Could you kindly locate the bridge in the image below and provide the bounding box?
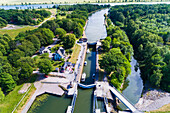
[78,83,96,88]
[108,86,142,113]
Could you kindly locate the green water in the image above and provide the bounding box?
[29,95,72,113]
[74,51,96,113]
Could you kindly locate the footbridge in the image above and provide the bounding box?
[108,86,142,113]
[78,83,96,89]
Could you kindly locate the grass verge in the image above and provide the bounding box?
[0,26,36,39]
[69,44,81,64]
[15,85,36,113]
[146,103,170,113]
[28,94,49,113]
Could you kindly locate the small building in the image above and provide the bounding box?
[54,47,65,61]
[79,38,87,43]
[39,47,51,54]
[60,62,72,73]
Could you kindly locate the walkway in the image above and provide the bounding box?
[22,74,74,113]
[108,86,141,113]
[78,83,96,88]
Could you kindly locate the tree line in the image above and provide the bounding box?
[99,15,133,90]
[0,4,109,100]
[108,4,170,92]
[0,9,51,26]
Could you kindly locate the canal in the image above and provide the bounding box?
[28,8,143,113]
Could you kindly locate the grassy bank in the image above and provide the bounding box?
[0,26,36,39]
[0,74,39,113]
[28,94,49,113]
[69,44,81,64]
[146,104,170,113]
[15,85,36,113]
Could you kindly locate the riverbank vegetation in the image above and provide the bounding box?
[108,4,170,92]
[99,16,133,90]
[0,4,110,112]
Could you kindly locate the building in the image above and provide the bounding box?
[39,47,51,54]
[79,38,88,43]
[54,47,65,61]
[60,62,72,73]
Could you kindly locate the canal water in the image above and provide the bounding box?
[28,8,143,113]
[119,57,143,110]
[74,9,108,113]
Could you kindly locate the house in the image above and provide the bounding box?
[60,62,72,73]
[54,47,65,61]
[39,47,51,54]
[79,38,88,43]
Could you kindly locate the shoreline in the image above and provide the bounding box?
[135,88,170,112]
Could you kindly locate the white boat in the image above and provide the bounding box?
[86,49,90,53]
[81,73,86,82]
[84,61,87,66]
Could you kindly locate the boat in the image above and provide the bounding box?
[84,61,87,66]
[81,73,86,82]
[86,49,90,53]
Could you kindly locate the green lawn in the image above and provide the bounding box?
[69,44,81,64]
[0,26,36,39]
[0,74,39,113]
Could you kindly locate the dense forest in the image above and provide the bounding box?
[0,9,51,26]
[57,4,110,12]
[0,4,109,100]
[99,15,133,90]
[108,4,170,92]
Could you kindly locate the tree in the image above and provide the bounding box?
[25,34,41,51]
[0,44,6,55]
[16,57,35,67]
[17,39,35,56]
[62,34,76,49]
[19,63,33,80]
[73,26,83,38]
[38,28,54,45]
[38,59,52,75]
[0,87,4,102]
[0,73,16,93]
[105,36,111,44]
[55,28,67,40]
[149,69,163,87]
[99,48,131,74]
[8,49,25,66]
[102,40,110,52]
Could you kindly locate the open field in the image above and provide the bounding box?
[146,104,170,113]
[0,0,168,6]
[0,0,96,5]
[69,44,81,64]
[0,26,36,39]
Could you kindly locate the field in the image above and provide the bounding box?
[0,0,96,5]
[0,0,168,6]
[69,44,81,64]
[0,26,36,39]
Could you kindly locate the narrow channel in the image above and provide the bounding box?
[74,9,108,113]
[28,8,144,113]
